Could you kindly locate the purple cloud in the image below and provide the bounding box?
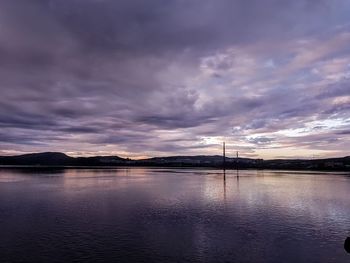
[0,0,349,158]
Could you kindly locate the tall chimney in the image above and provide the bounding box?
[223,142,226,168]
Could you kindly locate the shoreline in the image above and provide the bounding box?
[1,165,349,173]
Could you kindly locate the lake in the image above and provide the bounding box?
[0,168,349,262]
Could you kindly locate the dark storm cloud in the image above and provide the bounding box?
[0,0,350,157]
[1,0,346,61]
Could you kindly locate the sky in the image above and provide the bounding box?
[0,0,350,159]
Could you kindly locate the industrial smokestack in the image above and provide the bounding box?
[223,142,226,168]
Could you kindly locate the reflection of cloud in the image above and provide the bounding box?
[0,0,350,158]
[61,168,151,191]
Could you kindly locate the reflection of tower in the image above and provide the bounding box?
[223,169,226,202]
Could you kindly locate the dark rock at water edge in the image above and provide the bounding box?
[345,237,350,253]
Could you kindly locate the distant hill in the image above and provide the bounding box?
[0,152,126,166]
[0,152,73,166]
[262,156,350,171]
[0,152,349,171]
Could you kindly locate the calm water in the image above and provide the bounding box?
[0,168,349,263]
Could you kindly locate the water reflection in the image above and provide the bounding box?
[223,169,226,203]
[0,168,349,262]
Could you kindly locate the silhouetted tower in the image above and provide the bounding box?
[223,142,226,168]
[236,151,239,159]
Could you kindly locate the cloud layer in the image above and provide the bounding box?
[0,0,349,158]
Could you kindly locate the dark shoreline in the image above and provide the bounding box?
[0,165,349,173]
[1,152,349,171]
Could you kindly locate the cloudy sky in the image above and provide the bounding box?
[0,0,350,159]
